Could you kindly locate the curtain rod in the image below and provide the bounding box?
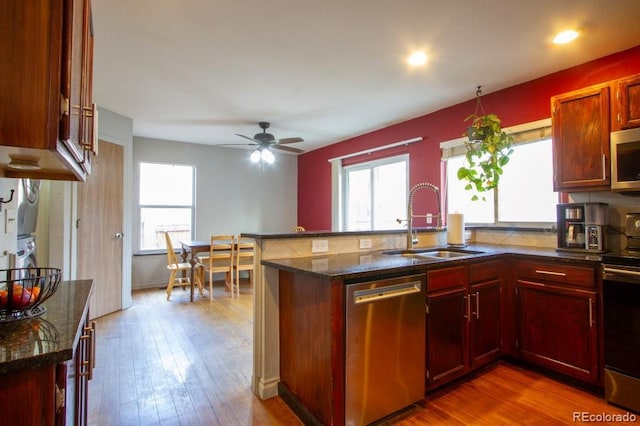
[328,137,422,162]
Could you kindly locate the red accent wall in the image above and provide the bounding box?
[298,45,640,231]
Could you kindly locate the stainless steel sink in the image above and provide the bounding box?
[382,248,484,259]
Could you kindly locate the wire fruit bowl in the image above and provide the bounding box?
[0,268,62,322]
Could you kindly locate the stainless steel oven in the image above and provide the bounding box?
[601,213,640,413]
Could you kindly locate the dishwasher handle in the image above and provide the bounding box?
[353,281,422,305]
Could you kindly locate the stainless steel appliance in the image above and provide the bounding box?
[611,127,640,194]
[345,274,426,425]
[601,213,640,413]
[556,203,608,253]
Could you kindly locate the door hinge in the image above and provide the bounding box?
[76,218,80,229]
[425,303,429,315]
[426,369,430,380]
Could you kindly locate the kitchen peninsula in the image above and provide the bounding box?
[244,229,605,424]
[0,280,94,425]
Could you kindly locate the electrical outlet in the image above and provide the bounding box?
[359,239,372,249]
[312,239,329,253]
[426,213,432,224]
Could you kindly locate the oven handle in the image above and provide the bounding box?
[603,266,640,277]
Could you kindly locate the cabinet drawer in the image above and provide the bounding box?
[427,266,469,292]
[469,260,502,284]
[516,260,595,288]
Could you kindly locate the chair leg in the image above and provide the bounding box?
[209,270,213,301]
[235,269,240,298]
[167,270,177,300]
[195,267,204,297]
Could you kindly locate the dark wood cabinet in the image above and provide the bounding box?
[612,73,640,131]
[426,261,502,390]
[426,286,468,388]
[551,83,611,192]
[0,306,95,425]
[516,259,600,385]
[469,260,502,369]
[0,0,95,181]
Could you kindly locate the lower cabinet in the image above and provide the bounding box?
[426,260,502,390]
[0,310,96,425]
[516,259,600,385]
[57,313,96,425]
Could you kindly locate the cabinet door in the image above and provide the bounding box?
[552,84,611,191]
[612,74,640,130]
[518,281,599,384]
[60,0,87,163]
[426,287,468,389]
[469,280,501,368]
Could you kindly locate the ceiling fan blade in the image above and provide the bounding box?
[216,143,257,147]
[236,133,260,143]
[277,137,304,144]
[272,145,305,154]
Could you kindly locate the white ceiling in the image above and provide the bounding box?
[92,0,640,154]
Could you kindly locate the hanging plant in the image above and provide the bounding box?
[457,87,514,201]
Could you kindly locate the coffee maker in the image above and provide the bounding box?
[557,203,608,253]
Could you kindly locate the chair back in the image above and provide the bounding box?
[165,232,181,267]
[292,226,306,232]
[235,236,255,269]
[209,235,234,268]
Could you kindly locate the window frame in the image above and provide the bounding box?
[441,118,558,228]
[136,161,196,254]
[341,154,409,231]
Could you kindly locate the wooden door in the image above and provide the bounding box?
[518,281,599,384]
[612,73,640,130]
[426,287,468,389]
[551,83,611,191]
[77,140,123,319]
[469,280,501,368]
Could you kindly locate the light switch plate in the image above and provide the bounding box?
[359,239,372,249]
[4,209,16,233]
[312,239,329,253]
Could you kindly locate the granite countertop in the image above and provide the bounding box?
[261,244,603,280]
[0,279,94,375]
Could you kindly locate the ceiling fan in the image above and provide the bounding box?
[231,122,305,164]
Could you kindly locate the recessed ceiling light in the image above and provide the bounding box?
[553,29,579,45]
[407,51,427,66]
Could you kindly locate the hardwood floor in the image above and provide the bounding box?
[89,283,634,425]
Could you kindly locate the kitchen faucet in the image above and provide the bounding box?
[404,182,442,250]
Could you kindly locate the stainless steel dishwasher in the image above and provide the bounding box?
[345,274,426,425]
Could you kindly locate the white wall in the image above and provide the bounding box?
[131,137,298,289]
[0,179,19,269]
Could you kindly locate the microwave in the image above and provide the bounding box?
[611,127,640,194]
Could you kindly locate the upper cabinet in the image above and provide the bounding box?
[0,0,96,181]
[551,83,611,192]
[551,73,640,193]
[612,74,640,131]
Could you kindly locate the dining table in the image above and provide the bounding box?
[179,240,210,302]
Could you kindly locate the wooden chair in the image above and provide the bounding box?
[199,235,234,300]
[292,226,305,232]
[232,236,255,297]
[164,232,203,300]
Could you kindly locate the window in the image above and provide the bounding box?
[444,121,557,225]
[343,155,408,231]
[138,162,195,252]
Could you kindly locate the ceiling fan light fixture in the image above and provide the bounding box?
[250,149,262,163]
[261,148,275,164]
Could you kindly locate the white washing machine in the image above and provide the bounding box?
[16,179,40,268]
